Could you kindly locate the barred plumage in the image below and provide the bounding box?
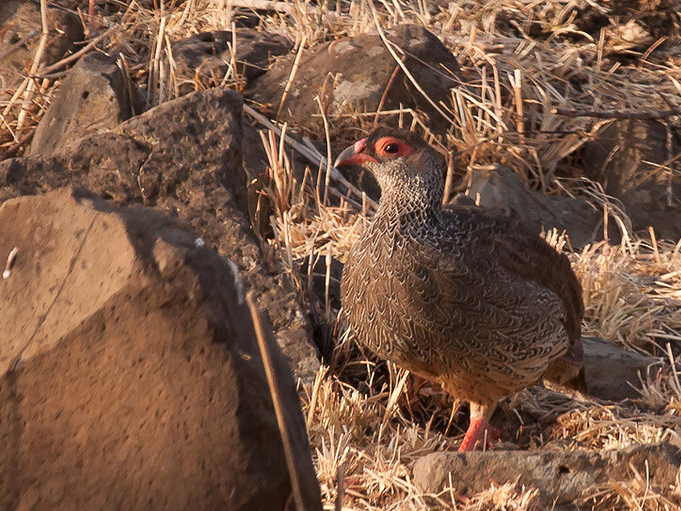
[336,129,584,451]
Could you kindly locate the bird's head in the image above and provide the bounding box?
[334,129,444,210]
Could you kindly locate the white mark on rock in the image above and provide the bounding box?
[3,246,18,279]
[194,237,205,247]
[226,258,244,304]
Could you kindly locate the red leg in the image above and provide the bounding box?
[457,401,499,451]
[458,416,487,451]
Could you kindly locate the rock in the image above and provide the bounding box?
[583,118,681,241]
[248,24,461,134]
[582,336,660,401]
[170,29,292,94]
[0,88,321,384]
[0,188,322,511]
[29,52,143,157]
[455,164,603,248]
[543,337,660,401]
[413,442,680,509]
[2,88,245,208]
[234,28,293,80]
[0,0,83,89]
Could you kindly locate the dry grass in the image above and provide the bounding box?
[2,0,681,509]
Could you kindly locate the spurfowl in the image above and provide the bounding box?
[335,129,584,451]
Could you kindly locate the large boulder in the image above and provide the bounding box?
[248,24,462,135]
[0,87,320,383]
[0,188,322,510]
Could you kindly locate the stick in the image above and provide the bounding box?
[0,130,34,160]
[246,292,305,511]
[40,26,118,75]
[442,153,455,204]
[315,95,333,205]
[229,0,339,19]
[16,0,49,132]
[552,107,681,119]
[147,16,167,107]
[373,63,401,130]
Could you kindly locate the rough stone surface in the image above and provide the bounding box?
[582,336,659,401]
[454,164,603,248]
[248,24,462,134]
[0,0,83,89]
[29,52,141,157]
[413,443,680,510]
[583,118,681,240]
[0,188,322,511]
[170,29,292,94]
[0,87,320,384]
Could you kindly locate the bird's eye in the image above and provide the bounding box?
[374,136,413,157]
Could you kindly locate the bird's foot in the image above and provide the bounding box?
[458,418,501,452]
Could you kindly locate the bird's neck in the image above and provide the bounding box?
[375,183,444,229]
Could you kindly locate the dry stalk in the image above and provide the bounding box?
[246,292,307,511]
[276,35,307,121]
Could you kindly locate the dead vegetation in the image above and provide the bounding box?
[2,0,681,509]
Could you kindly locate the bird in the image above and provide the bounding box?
[335,128,584,451]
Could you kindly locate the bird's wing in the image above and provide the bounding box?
[442,207,584,342]
[383,212,578,392]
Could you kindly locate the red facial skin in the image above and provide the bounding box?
[335,136,415,167]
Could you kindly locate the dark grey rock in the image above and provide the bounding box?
[0,87,321,385]
[582,336,660,401]
[29,52,139,157]
[0,0,83,89]
[583,118,681,241]
[170,29,292,94]
[455,164,603,248]
[248,24,462,135]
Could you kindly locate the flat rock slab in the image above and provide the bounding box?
[0,188,322,510]
[413,443,680,509]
